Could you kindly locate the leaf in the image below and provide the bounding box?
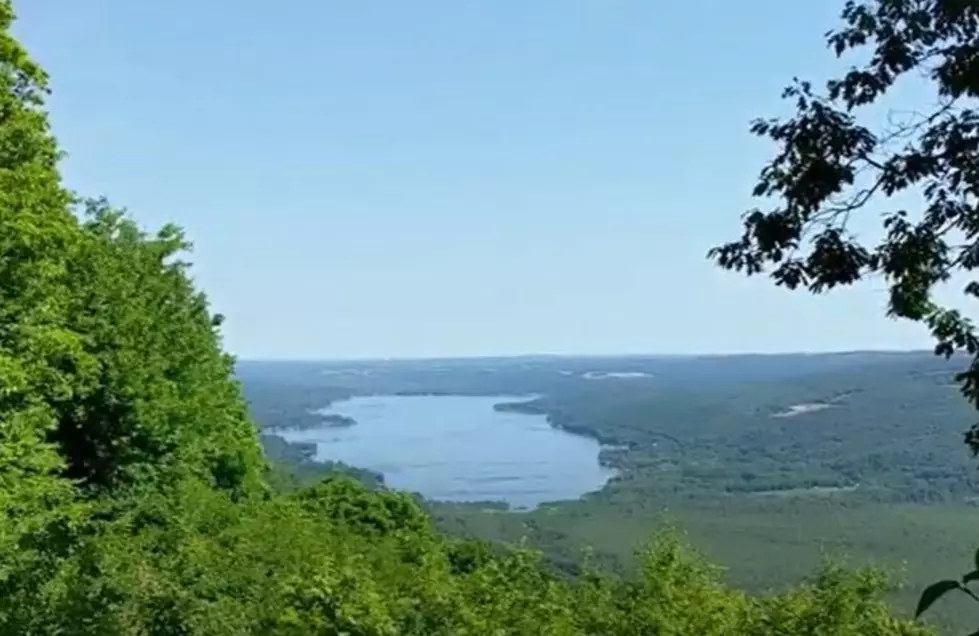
[915,579,961,618]
[964,570,979,586]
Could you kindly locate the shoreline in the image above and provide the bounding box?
[262,392,623,511]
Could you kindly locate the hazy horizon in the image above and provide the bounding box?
[237,347,939,364]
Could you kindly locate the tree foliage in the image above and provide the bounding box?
[59,200,265,495]
[709,0,979,446]
[4,476,932,635]
[707,0,979,626]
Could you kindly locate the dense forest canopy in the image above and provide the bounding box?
[0,0,966,633]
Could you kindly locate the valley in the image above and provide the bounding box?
[241,351,979,630]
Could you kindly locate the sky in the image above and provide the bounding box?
[15,1,941,359]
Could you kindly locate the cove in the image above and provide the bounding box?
[277,395,616,510]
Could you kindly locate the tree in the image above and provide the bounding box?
[709,0,978,443]
[0,0,91,623]
[707,0,978,624]
[0,0,265,500]
[0,0,267,619]
[56,199,266,496]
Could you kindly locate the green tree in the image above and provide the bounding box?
[0,0,90,625]
[707,0,979,624]
[709,0,978,439]
[0,0,264,623]
[0,0,264,500]
[58,199,266,495]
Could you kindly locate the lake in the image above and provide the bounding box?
[277,395,616,509]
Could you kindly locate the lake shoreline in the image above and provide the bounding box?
[273,393,617,510]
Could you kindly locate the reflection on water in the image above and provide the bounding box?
[278,395,615,509]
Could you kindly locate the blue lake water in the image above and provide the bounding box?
[277,395,616,509]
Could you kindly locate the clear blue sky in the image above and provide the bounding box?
[16,1,934,359]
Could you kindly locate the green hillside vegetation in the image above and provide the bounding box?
[0,1,951,633]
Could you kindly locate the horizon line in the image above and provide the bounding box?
[234,347,939,364]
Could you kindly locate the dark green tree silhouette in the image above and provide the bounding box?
[708,0,979,623]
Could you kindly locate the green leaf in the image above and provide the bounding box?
[915,579,961,618]
[963,570,979,586]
